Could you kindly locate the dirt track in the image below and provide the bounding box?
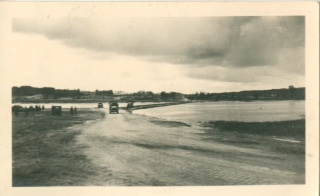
[75,109,304,186]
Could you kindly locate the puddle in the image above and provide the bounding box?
[273,138,301,143]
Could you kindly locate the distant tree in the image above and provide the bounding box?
[12,86,19,96]
[289,85,296,99]
[41,87,56,98]
[12,86,42,96]
[160,91,168,100]
[95,90,113,96]
[199,92,206,100]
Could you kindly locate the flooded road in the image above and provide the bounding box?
[75,109,304,186]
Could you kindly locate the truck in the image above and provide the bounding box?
[98,103,104,108]
[51,106,62,116]
[109,101,119,114]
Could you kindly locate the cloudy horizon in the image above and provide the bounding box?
[11,16,305,93]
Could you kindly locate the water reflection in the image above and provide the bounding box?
[133,100,305,123]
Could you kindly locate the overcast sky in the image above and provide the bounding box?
[11,16,304,93]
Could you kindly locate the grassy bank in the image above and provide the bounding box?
[201,119,305,155]
[12,109,105,186]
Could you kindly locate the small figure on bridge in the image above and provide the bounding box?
[70,106,74,115]
[42,105,45,111]
[74,106,77,114]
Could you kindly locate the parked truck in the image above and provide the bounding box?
[109,101,119,114]
[98,103,104,108]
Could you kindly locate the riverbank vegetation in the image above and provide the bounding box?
[12,85,305,103]
[12,109,105,186]
[185,86,305,101]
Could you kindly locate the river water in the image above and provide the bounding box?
[14,100,305,123]
[133,100,305,123]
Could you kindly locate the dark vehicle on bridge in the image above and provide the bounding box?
[109,101,119,114]
[126,102,134,109]
[98,103,104,108]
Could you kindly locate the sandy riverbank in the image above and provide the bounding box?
[12,108,305,186]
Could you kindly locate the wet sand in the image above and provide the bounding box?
[75,109,304,186]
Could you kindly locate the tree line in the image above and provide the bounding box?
[12,85,305,101]
[95,90,114,96]
[185,87,305,101]
[12,86,83,99]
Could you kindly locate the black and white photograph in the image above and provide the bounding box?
[0,2,318,196]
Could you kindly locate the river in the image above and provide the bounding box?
[14,100,305,123]
[133,100,305,123]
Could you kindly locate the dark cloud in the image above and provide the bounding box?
[187,66,259,83]
[12,16,304,71]
[186,65,302,85]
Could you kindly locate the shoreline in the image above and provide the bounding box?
[12,109,305,186]
[123,101,190,111]
[12,99,305,104]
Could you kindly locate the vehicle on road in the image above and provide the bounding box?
[109,101,119,114]
[98,103,104,108]
[126,102,134,109]
[51,106,62,116]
